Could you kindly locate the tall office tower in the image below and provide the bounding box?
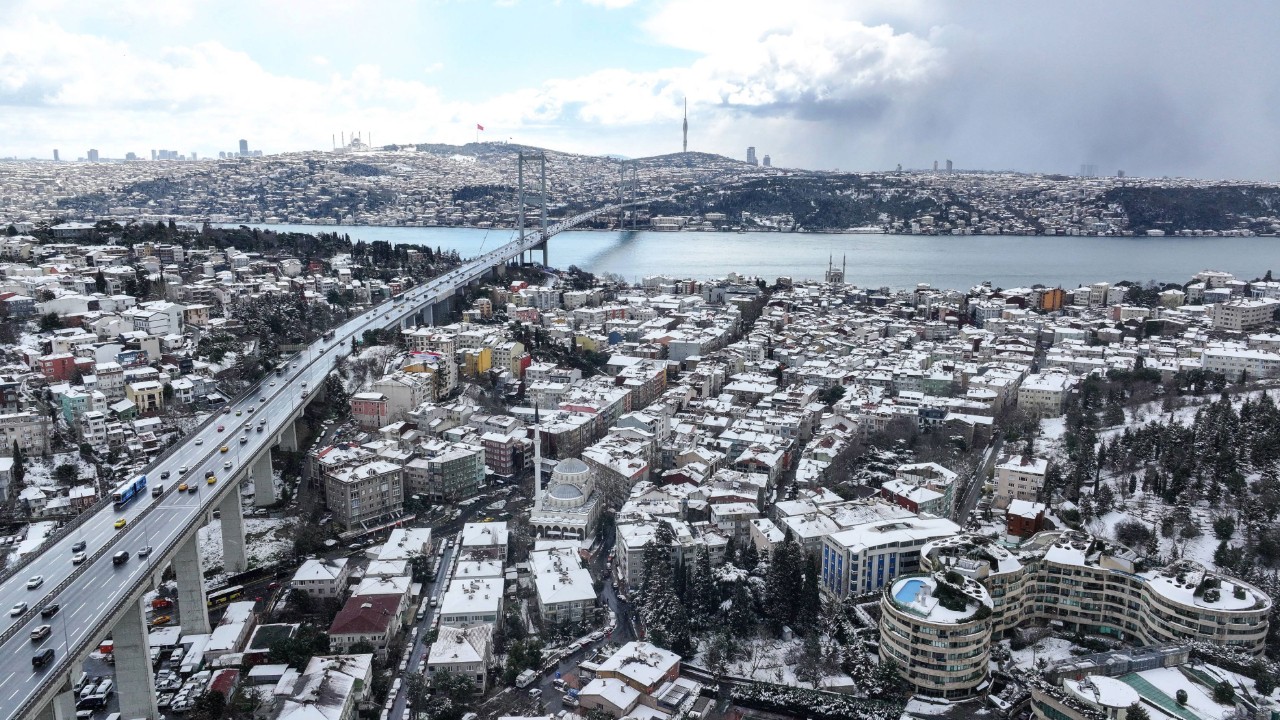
[191,152,198,161]
[1117,169,1126,178]
[151,149,157,160]
[125,152,137,161]
[87,149,99,162]
[763,155,771,167]
[239,139,249,156]
[933,160,938,171]
[946,159,953,172]
[746,146,757,166]
[52,149,59,161]
[682,97,688,153]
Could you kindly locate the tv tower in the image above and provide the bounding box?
[682,97,688,153]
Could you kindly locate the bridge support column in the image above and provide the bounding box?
[279,419,298,452]
[112,594,159,720]
[539,240,547,267]
[34,676,77,720]
[174,533,211,635]
[220,490,246,574]
[253,449,277,506]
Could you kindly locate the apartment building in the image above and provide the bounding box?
[909,530,1271,701]
[879,572,993,699]
[1209,298,1280,332]
[1017,371,1076,418]
[324,460,405,530]
[819,515,962,599]
[530,547,596,625]
[291,557,352,599]
[994,455,1049,508]
[427,625,492,693]
[0,412,51,456]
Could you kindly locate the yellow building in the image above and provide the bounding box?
[125,380,165,414]
[461,347,492,378]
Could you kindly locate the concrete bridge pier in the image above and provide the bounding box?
[174,533,211,635]
[34,677,76,720]
[278,419,299,452]
[112,594,159,720]
[220,489,246,574]
[252,449,276,506]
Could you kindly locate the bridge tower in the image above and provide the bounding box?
[617,161,638,230]
[517,151,549,267]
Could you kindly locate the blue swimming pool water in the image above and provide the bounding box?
[895,578,926,604]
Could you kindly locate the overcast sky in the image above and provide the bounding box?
[2,0,1277,179]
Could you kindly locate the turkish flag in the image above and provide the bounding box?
[476,124,485,131]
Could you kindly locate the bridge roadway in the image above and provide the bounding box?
[3,202,626,719]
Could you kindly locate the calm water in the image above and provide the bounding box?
[227,223,1280,291]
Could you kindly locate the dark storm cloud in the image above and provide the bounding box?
[735,2,1280,180]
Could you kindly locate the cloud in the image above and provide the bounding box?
[582,0,639,8]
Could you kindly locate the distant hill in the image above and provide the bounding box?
[1104,186,1280,232]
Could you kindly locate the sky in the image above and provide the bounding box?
[1,0,1278,180]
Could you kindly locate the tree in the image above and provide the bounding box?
[1212,515,1236,541]
[12,442,24,486]
[53,463,78,485]
[94,270,107,294]
[188,690,227,720]
[1176,689,1189,705]
[268,623,329,668]
[688,547,717,629]
[1213,680,1235,705]
[740,542,759,573]
[764,536,804,633]
[727,581,756,636]
[38,312,62,332]
[1126,703,1151,720]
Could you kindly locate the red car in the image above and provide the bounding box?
[217,425,225,432]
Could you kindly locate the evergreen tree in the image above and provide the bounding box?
[741,542,759,573]
[12,442,23,486]
[689,547,717,629]
[764,535,804,633]
[1126,704,1150,720]
[727,582,756,635]
[797,551,822,631]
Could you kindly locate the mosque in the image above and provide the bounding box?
[529,433,601,541]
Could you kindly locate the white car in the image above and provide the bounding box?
[10,602,27,616]
[195,438,204,445]
[72,552,87,565]
[223,461,233,470]
[26,575,43,590]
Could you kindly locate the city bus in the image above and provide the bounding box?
[206,585,245,608]
[112,475,148,509]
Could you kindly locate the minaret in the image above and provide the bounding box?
[533,427,543,512]
[682,97,688,153]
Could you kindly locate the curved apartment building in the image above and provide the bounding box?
[879,572,993,699]
[915,531,1270,658]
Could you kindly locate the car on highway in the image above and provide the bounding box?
[11,601,27,616]
[72,540,86,552]
[257,425,265,433]
[187,483,198,494]
[220,445,229,453]
[160,471,170,479]
[244,421,251,429]
[248,406,255,414]
[26,575,42,589]
[207,474,217,485]
[260,396,266,402]
[217,425,225,432]
[30,624,51,642]
[223,460,233,470]
[178,482,189,492]
[240,435,248,444]
[195,437,204,445]
[113,518,127,529]
[72,552,86,564]
[270,381,276,386]
[152,484,163,497]
[112,551,129,565]
[32,647,54,669]
[39,604,59,619]
[138,546,153,558]
[236,410,242,416]
[178,465,188,475]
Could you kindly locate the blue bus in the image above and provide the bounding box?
[112,475,147,509]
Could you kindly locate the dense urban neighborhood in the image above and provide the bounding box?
[3,169,1280,720]
[5,144,1280,235]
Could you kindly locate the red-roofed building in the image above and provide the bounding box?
[209,668,240,700]
[328,594,402,659]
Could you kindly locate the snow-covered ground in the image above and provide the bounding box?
[1005,636,1079,669]
[693,637,854,689]
[8,520,56,562]
[197,516,290,574]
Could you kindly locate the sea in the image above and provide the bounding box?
[222,224,1280,291]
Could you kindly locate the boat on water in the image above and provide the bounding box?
[843,226,885,234]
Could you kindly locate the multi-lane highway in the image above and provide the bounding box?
[1,203,627,719]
